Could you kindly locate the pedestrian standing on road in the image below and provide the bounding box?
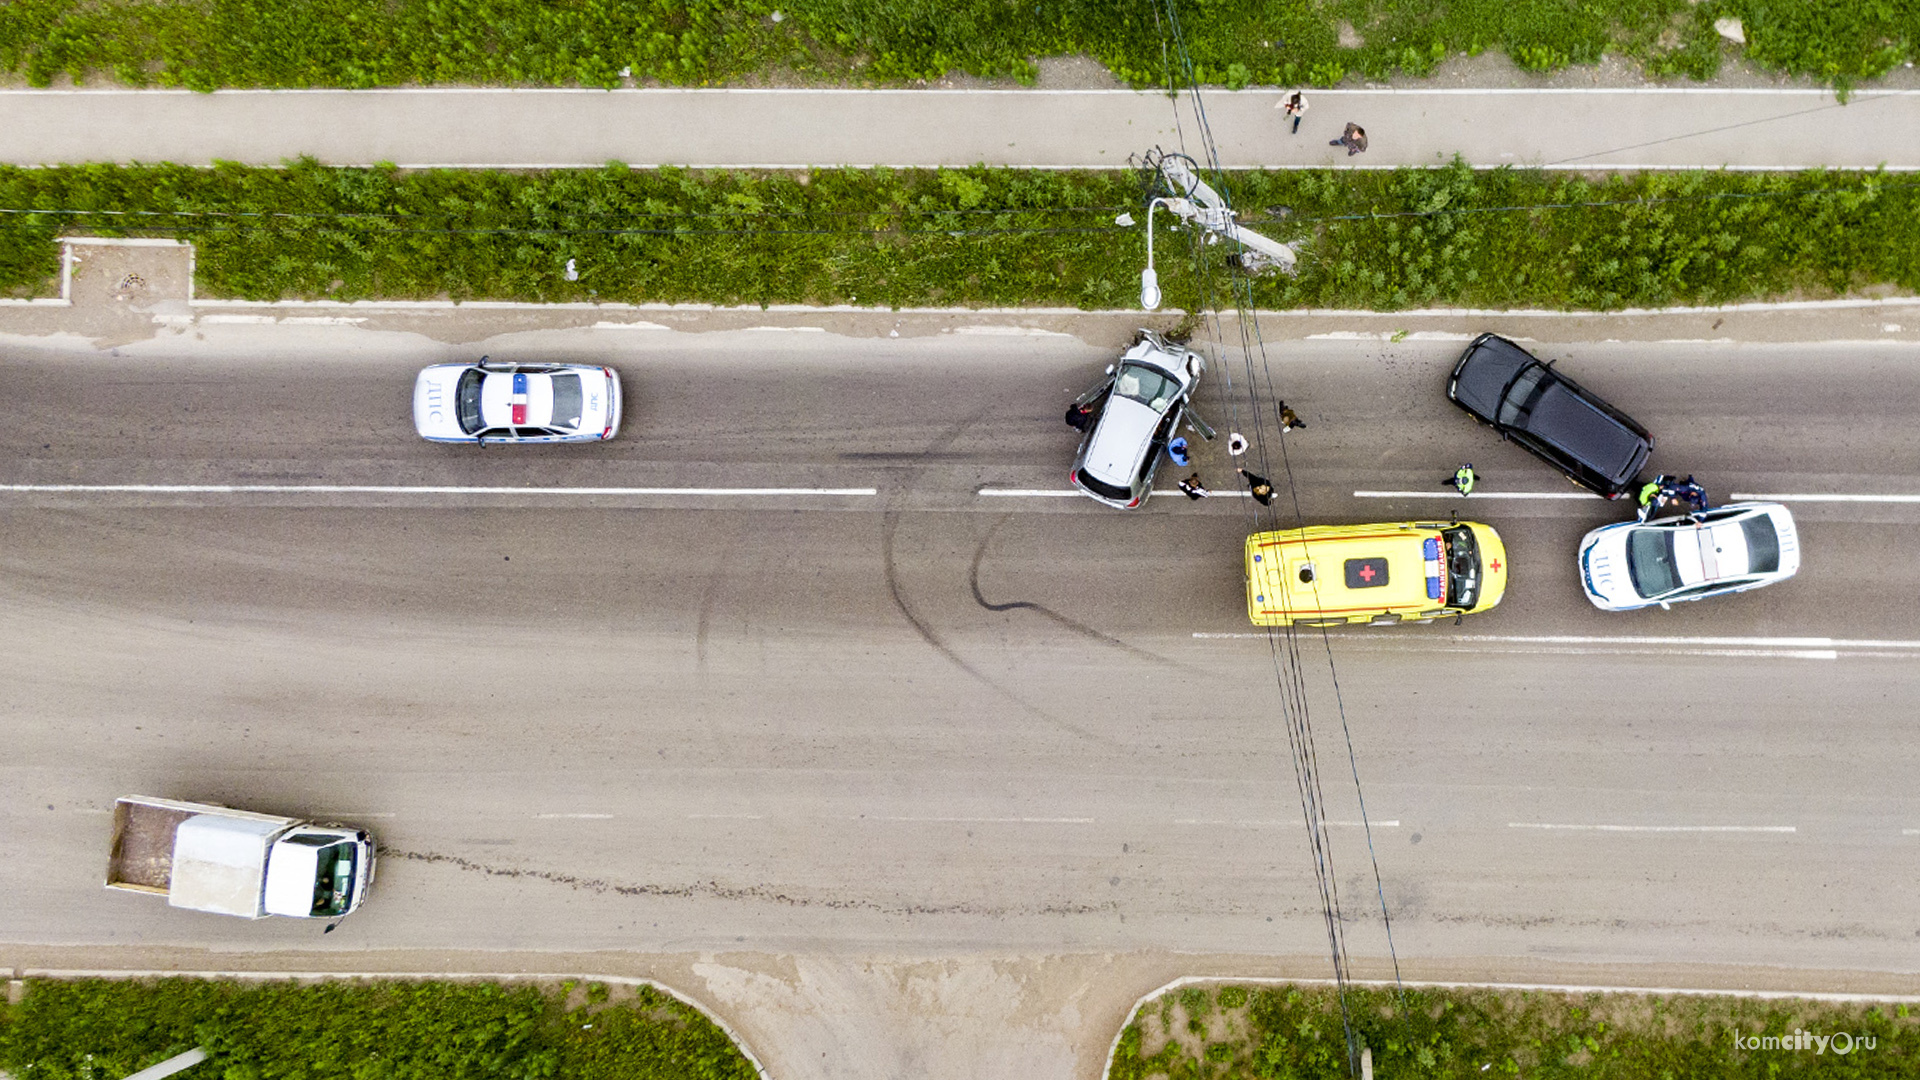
[1277,90,1309,135]
[1179,473,1211,500]
[1238,467,1276,506]
[1331,122,1368,156]
[1278,403,1305,431]
[1065,402,1095,431]
[1446,463,1478,496]
[1227,432,1249,457]
[1168,436,1191,467]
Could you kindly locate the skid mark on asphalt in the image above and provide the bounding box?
[383,849,1112,917]
[968,512,1189,671]
[878,409,1112,746]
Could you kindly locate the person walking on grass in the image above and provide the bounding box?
[1331,122,1367,156]
[1238,467,1275,506]
[1278,90,1308,134]
[1446,463,1478,496]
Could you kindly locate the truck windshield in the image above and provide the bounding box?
[1441,526,1482,609]
[309,841,359,917]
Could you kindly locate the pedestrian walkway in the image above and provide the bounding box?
[3,87,1917,170]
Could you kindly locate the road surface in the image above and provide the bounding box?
[0,317,1916,1076]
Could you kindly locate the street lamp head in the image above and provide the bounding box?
[1139,267,1161,310]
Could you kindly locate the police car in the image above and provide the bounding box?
[1246,521,1509,627]
[1577,502,1799,611]
[413,359,622,445]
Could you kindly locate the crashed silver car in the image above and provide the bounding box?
[1066,331,1211,508]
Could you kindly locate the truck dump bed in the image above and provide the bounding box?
[105,798,201,893]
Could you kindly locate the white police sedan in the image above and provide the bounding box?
[1577,502,1799,611]
[413,359,622,445]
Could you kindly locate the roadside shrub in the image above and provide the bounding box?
[2,160,1915,312]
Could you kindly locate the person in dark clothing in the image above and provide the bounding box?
[1064,402,1095,431]
[1278,403,1305,431]
[1179,473,1211,500]
[1238,467,1275,505]
[1331,122,1368,156]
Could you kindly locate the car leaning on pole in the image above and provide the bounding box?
[1067,331,1212,508]
[414,358,622,445]
[1577,502,1800,611]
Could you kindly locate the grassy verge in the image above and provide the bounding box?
[0,0,1913,92]
[0,976,757,1080]
[3,161,1916,312]
[1113,981,1919,1079]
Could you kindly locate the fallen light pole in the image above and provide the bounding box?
[1134,149,1298,310]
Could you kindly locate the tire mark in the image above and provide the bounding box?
[384,848,1112,918]
[879,408,1112,747]
[968,513,1197,672]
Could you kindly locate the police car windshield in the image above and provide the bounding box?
[1441,526,1481,609]
[1113,364,1179,412]
[1626,528,1681,598]
[455,368,486,435]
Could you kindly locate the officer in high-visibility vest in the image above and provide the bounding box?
[1447,463,1478,496]
[1637,476,1666,519]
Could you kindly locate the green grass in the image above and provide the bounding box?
[0,0,1913,91]
[4,160,1916,312]
[1112,982,1920,1079]
[0,977,757,1080]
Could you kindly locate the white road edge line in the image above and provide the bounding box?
[1192,632,1920,650]
[1509,823,1795,833]
[856,816,1095,824]
[533,813,614,820]
[978,488,1252,498]
[1355,489,1601,500]
[1730,492,1920,503]
[0,484,878,496]
[688,814,765,820]
[1174,819,1400,828]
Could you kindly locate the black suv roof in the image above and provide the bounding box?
[1447,333,1653,498]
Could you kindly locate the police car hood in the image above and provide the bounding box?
[1082,397,1162,486]
[412,365,469,440]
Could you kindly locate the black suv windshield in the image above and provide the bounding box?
[1441,526,1482,609]
[455,368,486,435]
[1627,528,1681,598]
[1113,364,1180,412]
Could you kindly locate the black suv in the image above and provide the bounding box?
[1446,333,1653,499]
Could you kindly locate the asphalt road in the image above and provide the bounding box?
[1,327,1917,1074]
[5,87,1919,169]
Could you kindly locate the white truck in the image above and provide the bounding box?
[105,796,375,920]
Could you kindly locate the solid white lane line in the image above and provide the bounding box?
[0,484,878,496]
[857,815,1095,824]
[1730,492,1920,503]
[1174,819,1400,828]
[1355,489,1601,500]
[977,487,1252,498]
[688,813,765,820]
[533,813,615,819]
[1193,631,1919,652]
[1509,823,1795,833]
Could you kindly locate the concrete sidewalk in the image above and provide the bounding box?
[3,87,1917,171]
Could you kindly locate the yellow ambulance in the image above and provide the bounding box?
[1245,521,1508,627]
